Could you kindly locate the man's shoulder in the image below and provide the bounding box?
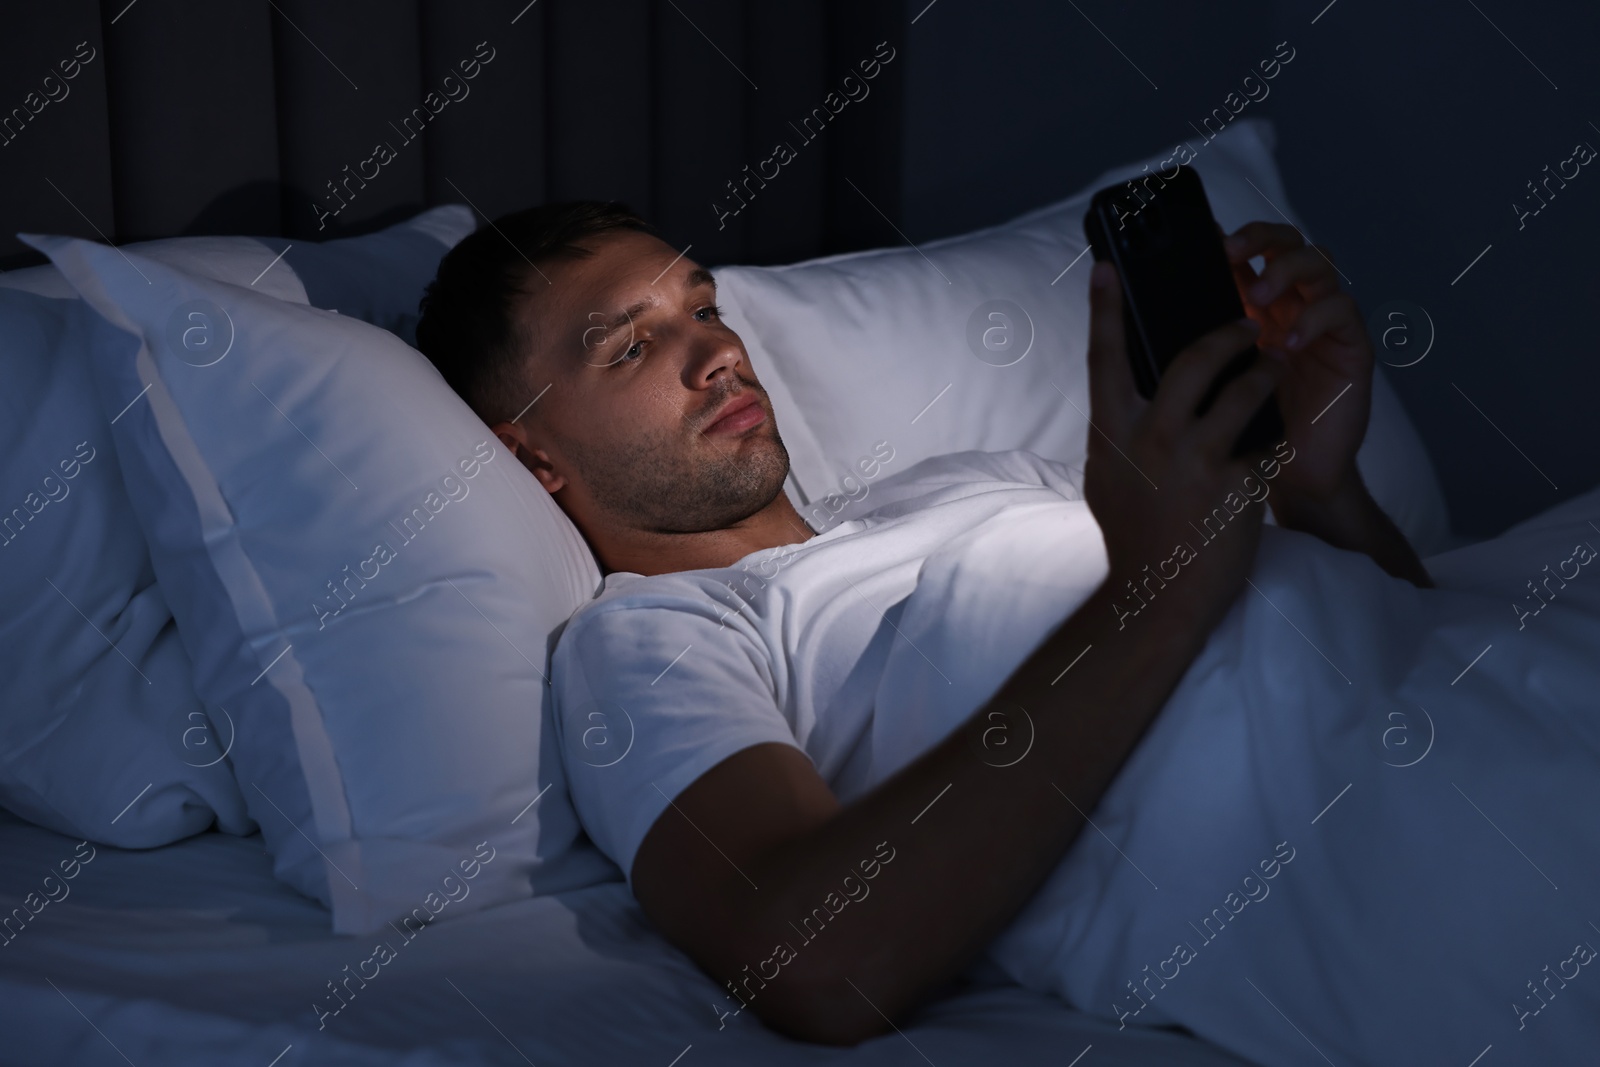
[552,566,755,662]
[562,570,722,628]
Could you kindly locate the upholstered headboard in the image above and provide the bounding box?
[1,0,904,271]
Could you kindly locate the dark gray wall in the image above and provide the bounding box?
[0,0,905,271]
[897,0,1600,540]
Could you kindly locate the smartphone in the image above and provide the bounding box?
[1083,164,1284,457]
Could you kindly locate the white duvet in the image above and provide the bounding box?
[869,485,1600,1065]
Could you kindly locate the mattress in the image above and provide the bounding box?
[0,809,1259,1066]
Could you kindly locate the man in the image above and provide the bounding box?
[415,200,1431,1045]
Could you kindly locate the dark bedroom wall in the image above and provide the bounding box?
[0,0,906,271]
[897,0,1600,540]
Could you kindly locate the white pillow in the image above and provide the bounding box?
[26,234,618,934]
[0,235,309,304]
[0,204,475,338]
[716,118,1452,556]
[0,208,477,851]
[0,288,254,847]
[0,235,303,850]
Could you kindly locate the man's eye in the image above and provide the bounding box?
[695,304,725,322]
[616,341,645,364]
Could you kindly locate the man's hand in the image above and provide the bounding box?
[1223,221,1370,505]
[1223,222,1432,588]
[1084,259,1286,633]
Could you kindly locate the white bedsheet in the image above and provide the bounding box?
[870,483,1600,1065]
[0,808,1257,1066]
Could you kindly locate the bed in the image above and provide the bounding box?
[2,6,1474,1065]
[0,807,1265,1066]
[0,129,1456,1064]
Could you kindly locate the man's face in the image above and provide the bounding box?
[510,229,791,536]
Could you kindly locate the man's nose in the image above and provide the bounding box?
[689,334,744,387]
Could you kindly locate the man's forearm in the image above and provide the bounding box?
[732,573,1219,1045]
[1271,475,1433,588]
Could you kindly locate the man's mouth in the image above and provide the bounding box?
[702,392,765,435]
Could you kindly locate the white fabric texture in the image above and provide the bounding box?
[0,208,474,851]
[27,234,616,934]
[713,117,1453,557]
[0,288,254,847]
[555,442,1600,1064]
[0,808,1260,1067]
[868,479,1600,1064]
[551,449,1090,888]
[0,234,309,304]
[0,229,314,849]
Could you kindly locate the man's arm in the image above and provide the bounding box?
[630,267,1288,1045]
[634,573,1219,1045]
[1270,471,1434,588]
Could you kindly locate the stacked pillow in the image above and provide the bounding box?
[26,231,617,934]
[0,287,255,847]
[0,208,472,850]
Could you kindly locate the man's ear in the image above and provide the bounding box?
[489,419,567,496]
[490,419,527,459]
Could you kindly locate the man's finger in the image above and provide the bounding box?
[1192,352,1286,460]
[1086,261,1140,440]
[1223,220,1306,263]
[1229,258,1268,320]
[1246,245,1339,306]
[1286,293,1366,354]
[1149,318,1262,435]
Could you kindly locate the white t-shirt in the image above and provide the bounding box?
[549,449,1088,889]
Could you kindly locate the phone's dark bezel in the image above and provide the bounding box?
[1082,165,1285,457]
[1083,197,1162,400]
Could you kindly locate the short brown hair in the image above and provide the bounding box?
[415,201,658,424]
